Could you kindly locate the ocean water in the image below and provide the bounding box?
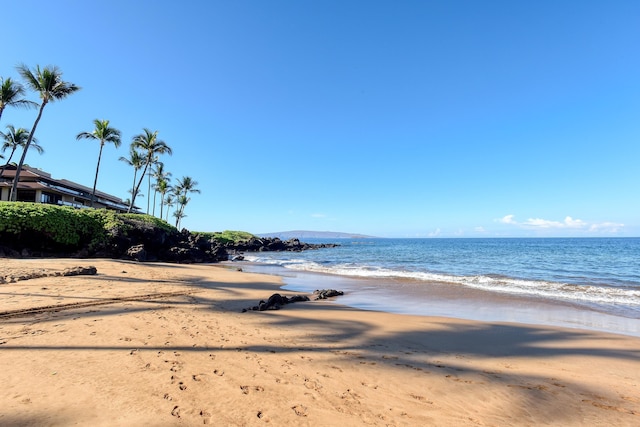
[238,238,640,336]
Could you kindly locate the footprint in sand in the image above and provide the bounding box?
[240,385,265,394]
[292,405,308,417]
[410,393,433,404]
[171,406,180,418]
[200,410,212,424]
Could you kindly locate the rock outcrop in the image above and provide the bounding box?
[227,237,339,252]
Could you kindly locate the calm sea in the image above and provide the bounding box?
[238,238,640,336]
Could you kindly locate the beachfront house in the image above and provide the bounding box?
[0,164,133,212]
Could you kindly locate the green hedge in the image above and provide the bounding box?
[0,202,253,252]
[0,202,176,250]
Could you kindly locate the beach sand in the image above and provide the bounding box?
[1,259,639,426]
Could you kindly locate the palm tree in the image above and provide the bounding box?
[128,128,172,213]
[173,204,187,229]
[0,125,43,178]
[9,65,80,201]
[173,176,200,227]
[144,155,160,214]
[152,162,171,217]
[0,77,37,122]
[76,119,122,207]
[155,178,172,219]
[163,193,175,222]
[119,147,145,211]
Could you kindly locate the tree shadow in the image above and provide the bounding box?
[2,266,639,424]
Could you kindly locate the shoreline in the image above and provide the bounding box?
[1,258,639,425]
[235,261,640,338]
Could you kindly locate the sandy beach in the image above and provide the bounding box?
[1,259,639,426]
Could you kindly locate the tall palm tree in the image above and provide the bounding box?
[119,147,145,211]
[0,77,37,122]
[0,125,43,178]
[173,200,188,229]
[152,162,171,217]
[9,65,80,201]
[155,178,172,220]
[163,193,175,222]
[76,119,122,207]
[145,155,159,214]
[173,176,200,227]
[129,128,172,213]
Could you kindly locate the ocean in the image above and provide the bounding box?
[236,237,640,336]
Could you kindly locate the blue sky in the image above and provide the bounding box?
[2,0,639,237]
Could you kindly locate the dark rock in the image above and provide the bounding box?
[242,293,311,312]
[62,266,98,276]
[313,289,344,300]
[126,244,147,262]
[225,237,339,253]
[0,245,20,258]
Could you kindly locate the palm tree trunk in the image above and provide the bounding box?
[91,143,104,208]
[129,161,150,213]
[10,101,46,201]
[127,169,138,213]
[152,189,158,217]
[0,148,17,179]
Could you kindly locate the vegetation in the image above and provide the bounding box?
[0,202,179,251]
[195,230,255,245]
[76,119,122,207]
[1,64,202,231]
[119,212,176,233]
[0,125,43,177]
[9,65,80,201]
[128,128,172,213]
[0,203,255,263]
[0,202,114,249]
[172,176,200,228]
[0,77,37,122]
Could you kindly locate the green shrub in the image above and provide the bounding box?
[194,230,255,244]
[0,202,177,251]
[0,202,104,247]
[120,213,176,233]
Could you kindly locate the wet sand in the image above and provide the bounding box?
[243,262,640,337]
[1,258,639,426]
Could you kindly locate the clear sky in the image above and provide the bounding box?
[2,0,639,237]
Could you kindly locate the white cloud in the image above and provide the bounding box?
[522,216,586,229]
[311,213,326,218]
[589,222,624,233]
[474,226,487,233]
[496,214,624,234]
[428,228,441,237]
[497,214,517,224]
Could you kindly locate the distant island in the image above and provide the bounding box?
[256,230,377,239]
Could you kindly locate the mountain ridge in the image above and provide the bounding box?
[256,230,376,239]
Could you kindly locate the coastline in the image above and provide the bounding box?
[237,261,640,338]
[1,258,639,425]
